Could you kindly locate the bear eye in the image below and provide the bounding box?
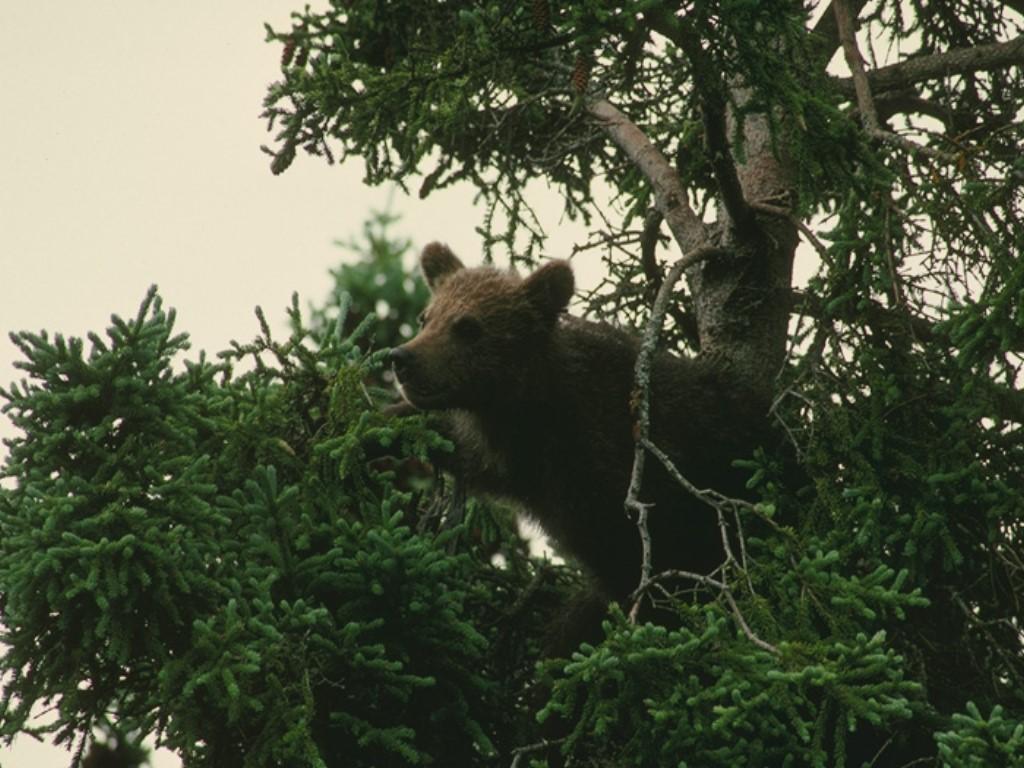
[451,315,483,343]
[418,311,429,328]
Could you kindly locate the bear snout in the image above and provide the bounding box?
[389,345,445,408]
[389,346,414,377]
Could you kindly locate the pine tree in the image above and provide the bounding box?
[3,2,1023,766]
[257,1,1023,764]
[1,217,569,766]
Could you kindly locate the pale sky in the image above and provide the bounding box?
[0,3,594,766]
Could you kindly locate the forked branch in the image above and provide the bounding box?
[831,34,1024,96]
[833,0,952,160]
[625,244,721,611]
[622,243,778,655]
[587,98,711,255]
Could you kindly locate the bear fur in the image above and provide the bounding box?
[390,243,770,608]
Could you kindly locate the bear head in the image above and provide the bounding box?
[389,242,574,410]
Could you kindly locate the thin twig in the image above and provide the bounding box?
[625,244,721,623]
[510,738,564,768]
[749,201,832,264]
[633,567,781,655]
[639,437,780,655]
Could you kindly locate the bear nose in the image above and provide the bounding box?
[389,346,414,376]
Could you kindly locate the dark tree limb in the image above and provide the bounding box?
[644,8,755,237]
[699,88,757,237]
[873,91,953,126]
[639,207,664,295]
[809,0,870,62]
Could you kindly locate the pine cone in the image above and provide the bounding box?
[571,54,591,94]
[281,37,296,68]
[532,0,550,31]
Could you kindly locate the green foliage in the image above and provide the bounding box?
[262,0,852,259]
[935,702,1024,768]
[542,608,922,768]
[256,0,1024,762]
[0,292,228,746]
[0,250,561,765]
[310,208,430,351]
[5,1,1024,765]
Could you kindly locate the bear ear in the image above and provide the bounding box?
[420,242,465,291]
[521,260,574,321]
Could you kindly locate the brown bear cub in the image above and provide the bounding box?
[390,242,769,620]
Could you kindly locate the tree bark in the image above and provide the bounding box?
[586,98,710,256]
[589,92,798,400]
[831,35,1024,96]
[687,85,798,400]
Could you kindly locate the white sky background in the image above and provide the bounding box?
[0,2,594,766]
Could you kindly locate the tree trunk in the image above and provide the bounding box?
[688,96,799,400]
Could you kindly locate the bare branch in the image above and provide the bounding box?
[639,438,779,655]
[587,98,711,254]
[510,738,563,768]
[832,34,1024,96]
[833,0,953,160]
[625,244,722,622]
[833,0,881,132]
[809,0,870,62]
[621,248,779,656]
[640,568,780,654]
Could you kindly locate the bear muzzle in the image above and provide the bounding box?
[389,346,440,408]
[389,346,414,378]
